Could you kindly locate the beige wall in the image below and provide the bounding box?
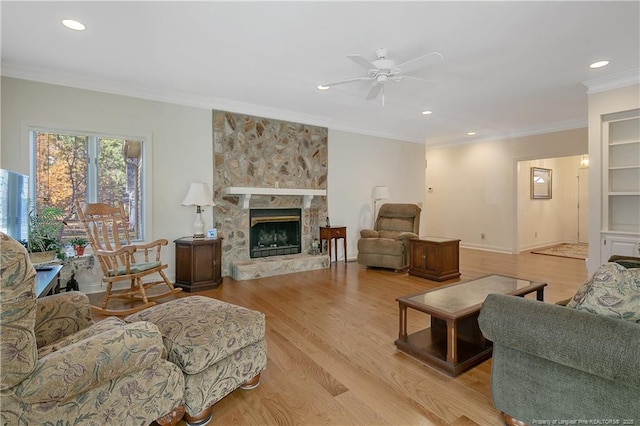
[327,129,426,261]
[425,128,588,253]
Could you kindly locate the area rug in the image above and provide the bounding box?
[531,243,588,260]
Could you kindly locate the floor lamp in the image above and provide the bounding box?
[372,186,390,227]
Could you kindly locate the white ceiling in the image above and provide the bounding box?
[2,1,639,146]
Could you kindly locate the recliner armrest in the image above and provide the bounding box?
[397,232,418,241]
[360,229,379,238]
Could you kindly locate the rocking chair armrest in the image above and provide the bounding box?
[15,321,166,404]
[131,239,168,262]
[132,239,168,250]
[95,245,137,258]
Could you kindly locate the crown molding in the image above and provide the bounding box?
[1,61,333,129]
[1,61,593,148]
[501,117,587,140]
[582,67,640,94]
[426,118,587,149]
[2,61,426,144]
[328,123,423,145]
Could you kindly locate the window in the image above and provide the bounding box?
[31,130,144,240]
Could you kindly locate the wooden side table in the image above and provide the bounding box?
[408,237,461,281]
[174,237,223,292]
[319,226,347,264]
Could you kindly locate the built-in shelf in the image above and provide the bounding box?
[600,111,640,261]
[224,186,327,209]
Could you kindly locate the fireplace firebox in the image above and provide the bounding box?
[249,208,301,258]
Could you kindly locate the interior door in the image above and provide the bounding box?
[578,167,589,244]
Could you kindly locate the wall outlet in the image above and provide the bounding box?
[535,231,538,238]
[481,233,485,240]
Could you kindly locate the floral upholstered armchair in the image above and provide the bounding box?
[0,232,185,425]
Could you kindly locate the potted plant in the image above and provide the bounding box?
[22,204,65,263]
[69,236,88,256]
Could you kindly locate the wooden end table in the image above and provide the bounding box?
[174,237,223,291]
[395,274,546,376]
[408,236,460,281]
[319,226,347,264]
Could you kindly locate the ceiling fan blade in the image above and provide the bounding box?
[319,76,374,88]
[401,75,435,84]
[366,84,383,100]
[396,51,443,74]
[348,54,376,70]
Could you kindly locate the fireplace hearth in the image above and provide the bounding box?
[250,208,301,258]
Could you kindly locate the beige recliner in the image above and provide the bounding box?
[357,203,421,270]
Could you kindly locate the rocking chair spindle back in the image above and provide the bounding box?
[75,201,182,316]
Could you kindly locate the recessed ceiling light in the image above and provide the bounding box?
[467,132,476,136]
[421,110,433,115]
[62,19,86,31]
[589,60,609,69]
[316,85,330,91]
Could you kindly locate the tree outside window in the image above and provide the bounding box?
[32,131,143,240]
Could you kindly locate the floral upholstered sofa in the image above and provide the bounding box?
[479,259,640,424]
[0,232,185,425]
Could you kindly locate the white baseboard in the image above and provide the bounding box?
[460,242,512,254]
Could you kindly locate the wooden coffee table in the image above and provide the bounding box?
[395,274,546,376]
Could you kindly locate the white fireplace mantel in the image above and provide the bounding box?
[224,186,327,209]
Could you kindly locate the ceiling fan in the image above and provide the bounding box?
[318,48,443,105]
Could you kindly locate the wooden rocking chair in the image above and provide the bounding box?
[75,201,182,316]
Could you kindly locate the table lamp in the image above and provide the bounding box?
[181,182,215,238]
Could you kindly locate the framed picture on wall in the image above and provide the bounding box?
[531,167,552,199]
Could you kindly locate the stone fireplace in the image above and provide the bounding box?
[212,110,329,278]
[249,208,301,258]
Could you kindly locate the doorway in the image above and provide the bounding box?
[516,155,588,252]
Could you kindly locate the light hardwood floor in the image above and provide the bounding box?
[91,248,589,425]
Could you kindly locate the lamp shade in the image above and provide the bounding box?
[181,183,215,207]
[372,186,390,200]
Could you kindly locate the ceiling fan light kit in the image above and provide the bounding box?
[318,47,443,105]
